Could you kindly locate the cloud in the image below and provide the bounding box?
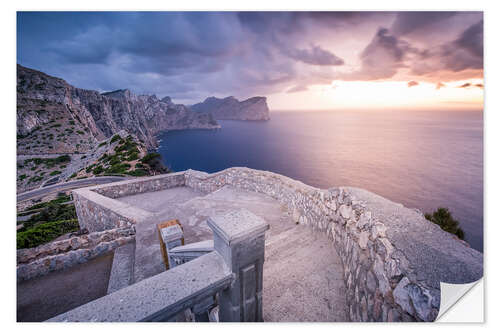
[284,45,344,66]
[391,12,457,36]
[410,20,483,77]
[407,80,419,87]
[286,85,308,93]
[436,82,445,90]
[457,82,484,89]
[345,28,412,80]
[16,12,483,103]
[455,20,483,58]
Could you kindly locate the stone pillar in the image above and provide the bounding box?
[207,209,269,322]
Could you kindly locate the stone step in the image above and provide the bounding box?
[107,241,136,294]
[262,225,348,322]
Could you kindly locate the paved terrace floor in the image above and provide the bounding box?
[116,185,348,321]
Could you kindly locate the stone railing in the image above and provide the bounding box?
[183,167,483,322]
[48,209,269,322]
[168,240,214,268]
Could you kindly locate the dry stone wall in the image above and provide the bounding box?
[92,172,185,199]
[51,167,482,322]
[184,167,483,322]
[17,227,135,282]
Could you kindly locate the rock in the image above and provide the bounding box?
[356,211,372,229]
[17,64,221,155]
[373,257,391,296]
[393,277,415,316]
[358,231,369,249]
[375,238,394,259]
[366,270,377,292]
[190,96,270,121]
[407,284,433,321]
[339,204,352,219]
[371,222,387,239]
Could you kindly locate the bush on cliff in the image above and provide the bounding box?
[22,201,77,230]
[141,153,170,174]
[424,207,465,240]
[17,219,79,249]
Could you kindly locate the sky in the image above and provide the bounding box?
[17,11,483,111]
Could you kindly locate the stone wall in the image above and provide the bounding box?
[92,172,185,199]
[62,167,483,322]
[184,167,483,322]
[17,227,135,282]
[73,187,151,232]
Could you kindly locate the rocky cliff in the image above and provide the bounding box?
[17,65,220,154]
[190,96,270,121]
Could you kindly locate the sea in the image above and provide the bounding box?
[157,110,483,252]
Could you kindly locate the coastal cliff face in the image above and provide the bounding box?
[17,65,220,154]
[190,96,270,121]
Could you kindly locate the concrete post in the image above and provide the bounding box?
[207,209,269,322]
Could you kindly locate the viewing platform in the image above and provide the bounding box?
[17,168,483,322]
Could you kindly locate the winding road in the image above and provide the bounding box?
[17,176,131,202]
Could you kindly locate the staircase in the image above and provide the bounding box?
[108,185,348,321]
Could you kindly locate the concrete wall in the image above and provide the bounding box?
[184,167,483,322]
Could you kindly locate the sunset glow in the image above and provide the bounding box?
[270,79,484,111]
[17,11,483,111]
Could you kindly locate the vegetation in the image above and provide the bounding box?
[110,134,121,143]
[17,219,79,249]
[425,207,465,240]
[16,194,79,249]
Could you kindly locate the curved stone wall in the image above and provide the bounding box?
[184,167,483,322]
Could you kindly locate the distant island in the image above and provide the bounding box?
[191,96,270,121]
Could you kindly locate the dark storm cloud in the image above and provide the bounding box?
[345,28,413,80]
[410,18,483,77]
[284,45,344,66]
[391,12,457,36]
[455,20,483,58]
[17,11,483,102]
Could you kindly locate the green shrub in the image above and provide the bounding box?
[98,141,107,147]
[23,200,76,227]
[141,152,161,165]
[69,120,75,125]
[425,207,465,240]
[93,165,104,175]
[110,134,121,143]
[19,174,27,181]
[126,152,139,161]
[127,169,148,177]
[17,219,79,249]
[69,172,77,179]
[49,170,62,176]
[107,163,131,174]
